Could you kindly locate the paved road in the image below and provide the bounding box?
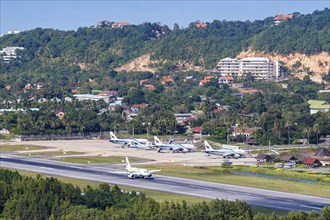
[1,154,329,212]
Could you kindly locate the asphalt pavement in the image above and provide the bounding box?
[1,154,329,212]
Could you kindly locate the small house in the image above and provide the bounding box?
[314,147,330,167]
[256,154,272,163]
[303,158,322,168]
[280,155,298,163]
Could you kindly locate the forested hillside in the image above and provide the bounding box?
[0,8,329,81]
[1,169,329,219]
[0,9,329,145]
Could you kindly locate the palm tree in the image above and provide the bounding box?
[313,123,320,145]
[285,120,291,145]
[272,118,282,139]
[302,127,311,144]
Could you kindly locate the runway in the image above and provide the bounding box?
[1,154,329,212]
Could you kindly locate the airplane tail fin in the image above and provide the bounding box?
[204,140,214,150]
[125,157,131,170]
[168,139,174,144]
[154,136,162,145]
[110,131,118,140]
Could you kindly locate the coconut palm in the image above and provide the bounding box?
[313,123,320,145]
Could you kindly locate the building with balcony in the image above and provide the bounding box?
[217,57,280,80]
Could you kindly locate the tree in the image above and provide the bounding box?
[313,123,320,145]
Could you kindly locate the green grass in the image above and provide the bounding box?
[0,144,47,151]
[142,165,330,198]
[5,168,288,216]
[229,165,330,182]
[17,151,84,156]
[56,156,140,164]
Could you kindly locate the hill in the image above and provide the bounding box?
[0,8,329,85]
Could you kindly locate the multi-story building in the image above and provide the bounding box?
[217,57,280,80]
[0,46,24,63]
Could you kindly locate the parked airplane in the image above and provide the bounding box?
[154,136,196,153]
[109,132,151,149]
[203,140,242,158]
[117,157,161,179]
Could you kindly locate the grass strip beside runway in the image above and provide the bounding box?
[141,165,330,198]
[0,144,47,151]
[18,151,84,156]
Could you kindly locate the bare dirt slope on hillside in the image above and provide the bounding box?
[115,54,158,73]
[237,50,329,83]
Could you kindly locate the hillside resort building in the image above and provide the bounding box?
[216,57,281,80]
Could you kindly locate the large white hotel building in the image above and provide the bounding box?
[217,57,280,80]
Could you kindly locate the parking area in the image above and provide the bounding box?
[8,140,257,167]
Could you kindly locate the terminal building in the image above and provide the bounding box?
[217,57,281,80]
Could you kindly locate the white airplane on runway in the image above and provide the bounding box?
[109,132,151,149]
[117,157,161,179]
[203,140,245,158]
[154,136,196,153]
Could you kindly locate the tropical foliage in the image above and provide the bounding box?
[0,169,329,219]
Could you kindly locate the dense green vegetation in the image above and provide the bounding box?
[1,169,329,219]
[0,8,329,77]
[0,9,329,145]
[1,75,328,145]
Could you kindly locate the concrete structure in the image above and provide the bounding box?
[0,46,24,63]
[231,127,260,137]
[73,94,110,102]
[174,113,194,124]
[308,100,330,114]
[217,57,280,80]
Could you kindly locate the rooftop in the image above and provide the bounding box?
[308,100,330,109]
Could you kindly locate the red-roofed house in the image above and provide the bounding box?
[162,76,174,84]
[218,76,234,84]
[199,79,210,86]
[131,104,146,112]
[274,14,294,25]
[5,85,11,91]
[190,126,202,133]
[274,14,294,21]
[144,84,156,91]
[204,75,215,80]
[195,22,207,28]
[303,158,322,167]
